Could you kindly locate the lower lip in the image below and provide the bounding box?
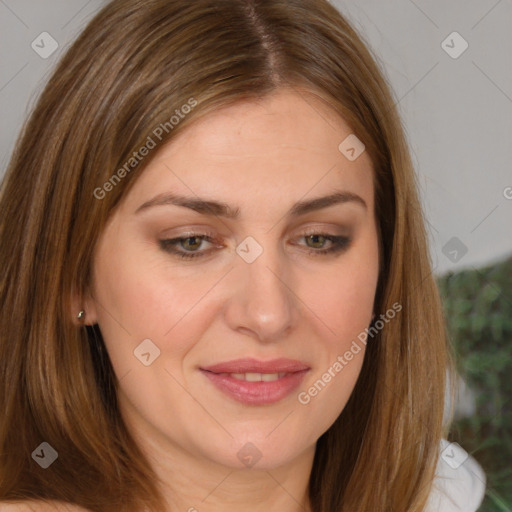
[200,369,309,405]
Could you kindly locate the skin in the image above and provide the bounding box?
[79,88,380,511]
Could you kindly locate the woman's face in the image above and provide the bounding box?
[85,89,379,470]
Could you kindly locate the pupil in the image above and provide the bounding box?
[184,236,201,250]
[308,234,325,248]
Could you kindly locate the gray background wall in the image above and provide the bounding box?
[1,0,511,276]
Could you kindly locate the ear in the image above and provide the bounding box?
[70,289,99,326]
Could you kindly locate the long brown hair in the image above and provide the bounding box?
[0,0,453,510]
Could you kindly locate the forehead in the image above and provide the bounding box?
[120,89,375,216]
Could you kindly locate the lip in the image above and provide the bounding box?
[200,358,310,406]
[201,357,310,374]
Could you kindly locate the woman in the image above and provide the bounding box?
[0,0,485,510]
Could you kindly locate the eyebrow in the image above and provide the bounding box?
[135,190,367,218]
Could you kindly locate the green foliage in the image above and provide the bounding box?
[437,255,512,512]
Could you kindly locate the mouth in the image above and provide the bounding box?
[200,358,310,405]
[214,372,289,381]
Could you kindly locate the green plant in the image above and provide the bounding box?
[437,255,512,512]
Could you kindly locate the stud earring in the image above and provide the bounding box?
[77,310,85,321]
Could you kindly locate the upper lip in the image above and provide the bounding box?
[201,358,310,374]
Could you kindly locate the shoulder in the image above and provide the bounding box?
[0,501,91,511]
[425,439,486,512]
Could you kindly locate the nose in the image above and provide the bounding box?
[223,237,299,343]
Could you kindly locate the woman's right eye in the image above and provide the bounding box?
[159,234,218,260]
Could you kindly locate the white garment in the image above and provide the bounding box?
[425,439,486,512]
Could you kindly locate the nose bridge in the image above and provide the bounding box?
[224,234,298,342]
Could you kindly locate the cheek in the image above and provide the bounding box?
[91,241,223,375]
[309,272,375,336]
[295,238,378,420]
[296,275,371,433]
[301,239,379,348]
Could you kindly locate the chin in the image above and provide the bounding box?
[202,432,311,471]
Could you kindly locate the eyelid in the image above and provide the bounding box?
[299,224,349,236]
[160,226,218,238]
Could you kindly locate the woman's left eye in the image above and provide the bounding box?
[297,233,351,255]
[159,232,351,260]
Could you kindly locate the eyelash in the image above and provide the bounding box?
[159,231,351,260]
